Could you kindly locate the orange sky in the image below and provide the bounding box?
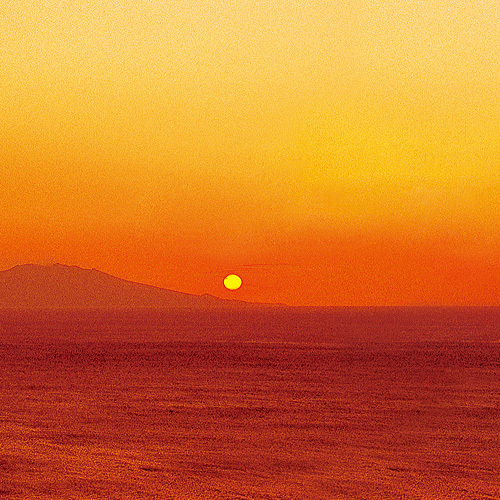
[1,0,499,305]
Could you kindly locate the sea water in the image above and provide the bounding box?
[0,308,499,499]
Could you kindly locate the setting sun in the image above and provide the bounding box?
[224,274,242,290]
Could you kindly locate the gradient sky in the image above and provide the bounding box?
[1,0,499,305]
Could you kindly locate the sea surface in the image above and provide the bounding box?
[0,307,499,499]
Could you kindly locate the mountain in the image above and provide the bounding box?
[0,264,250,309]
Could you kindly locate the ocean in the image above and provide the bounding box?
[0,307,499,499]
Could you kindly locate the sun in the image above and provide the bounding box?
[223,274,242,290]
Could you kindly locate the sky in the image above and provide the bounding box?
[1,0,499,306]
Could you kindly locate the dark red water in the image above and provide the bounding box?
[0,308,499,499]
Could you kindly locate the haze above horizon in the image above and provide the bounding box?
[1,0,499,306]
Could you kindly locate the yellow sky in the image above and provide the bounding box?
[1,0,499,305]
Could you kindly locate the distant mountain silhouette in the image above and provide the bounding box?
[0,264,253,309]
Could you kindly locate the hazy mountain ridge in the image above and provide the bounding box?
[0,264,252,309]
